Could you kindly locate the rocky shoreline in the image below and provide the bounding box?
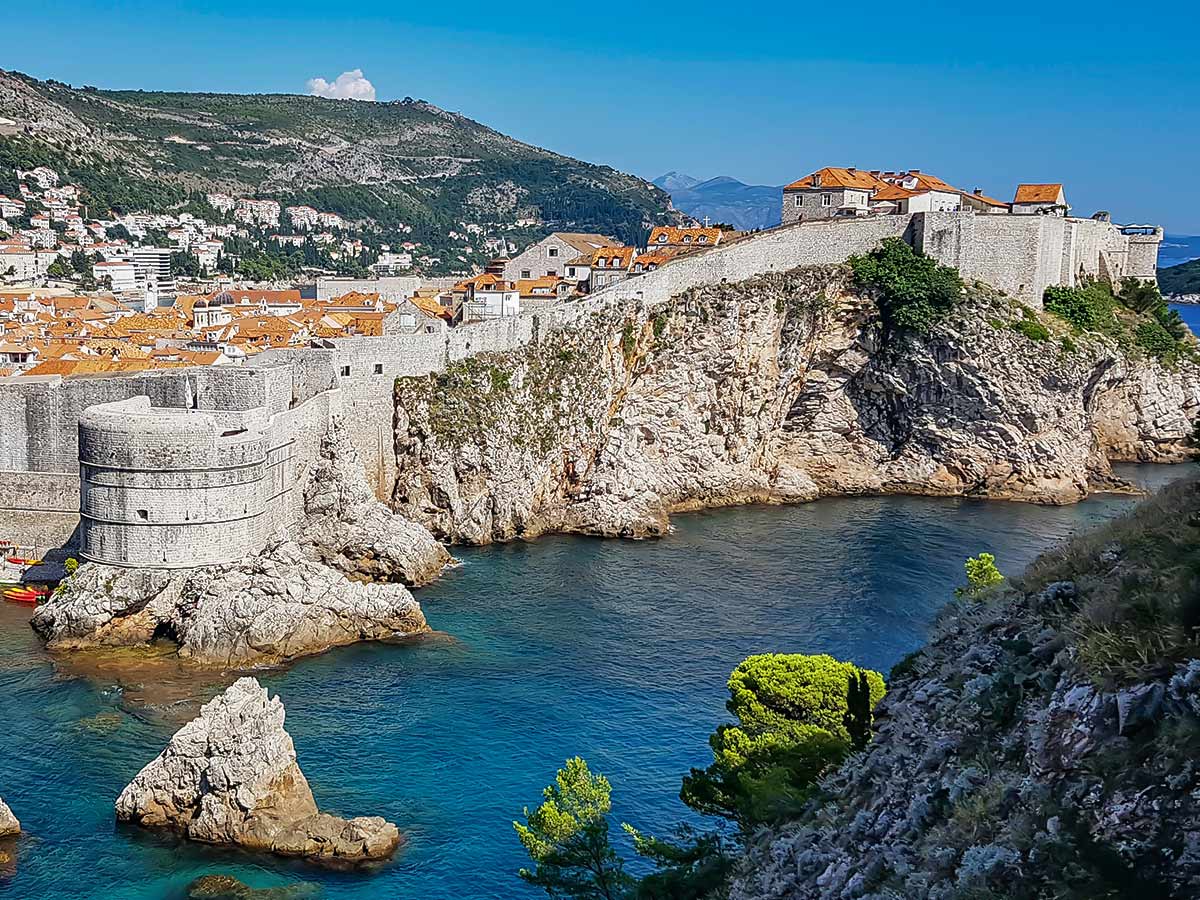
[730,475,1200,899]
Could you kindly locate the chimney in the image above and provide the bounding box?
[869,170,881,177]
[973,188,983,196]
[847,167,856,174]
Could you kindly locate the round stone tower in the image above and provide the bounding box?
[78,397,269,568]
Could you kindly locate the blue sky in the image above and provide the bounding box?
[8,0,1200,231]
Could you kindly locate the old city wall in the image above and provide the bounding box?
[0,211,1159,562]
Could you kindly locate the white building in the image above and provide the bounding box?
[131,247,177,301]
[93,259,138,293]
[234,199,281,227]
[1012,184,1069,216]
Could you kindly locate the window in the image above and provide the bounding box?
[683,235,692,243]
[821,194,833,207]
[567,267,576,277]
[547,269,556,276]
[699,235,708,243]
[657,233,667,242]
[374,363,383,375]
[137,509,148,521]
[340,365,350,377]
[548,247,558,257]
[521,269,531,279]
[794,196,802,207]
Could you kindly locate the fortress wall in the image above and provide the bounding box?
[78,397,272,569]
[261,387,339,535]
[0,470,80,552]
[588,216,917,308]
[0,211,1162,564]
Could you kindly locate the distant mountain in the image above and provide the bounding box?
[1158,234,1200,270]
[0,69,678,253]
[1157,234,1200,297]
[653,173,783,232]
[652,171,702,193]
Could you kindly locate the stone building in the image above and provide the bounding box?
[1012,183,1069,216]
[782,167,883,223]
[501,233,620,282]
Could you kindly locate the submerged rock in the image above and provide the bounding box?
[300,415,451,587]
[186,873,321,899]
[0,797,18,837]
[32,539,429,667]
[116,677,400,863]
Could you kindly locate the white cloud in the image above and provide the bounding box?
[305,69,376,101]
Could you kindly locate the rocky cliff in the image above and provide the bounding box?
[392,267,1200,545]
[730,474,1200,899]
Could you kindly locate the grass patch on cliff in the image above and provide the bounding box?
[1044,278,1196,366]
[1017,475,1200,686]
[849,238,964,335]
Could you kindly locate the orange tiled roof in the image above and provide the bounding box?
[1014,184,1064,204]
[647,226,722,248]
[589,246,635,266]
[785,167,888,192]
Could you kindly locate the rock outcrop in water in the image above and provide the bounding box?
[31,538,429,666]
[393,267,1200,544]
[116,677,400,863]
[31,414,442,665]
[731,476,1200,899]
[0,798,18,837]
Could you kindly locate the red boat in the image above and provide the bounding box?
[3,586,47,605]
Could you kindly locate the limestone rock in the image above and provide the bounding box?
[33,539,429,667]
[0,797,18,837]
[300,415,450,586]
[116,677,400,864]
[392,269,1200,543]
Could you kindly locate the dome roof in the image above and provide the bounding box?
[193,298,209,309]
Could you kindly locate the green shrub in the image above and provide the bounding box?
[1010,318,1050,342]
[1060,335,1078,354]
[64,557,78,575]
[1044,283,1113,332]
[849,238,964,334]
[957,553,1004,598]
[681,653,885,828]
[1134,320,1177,360]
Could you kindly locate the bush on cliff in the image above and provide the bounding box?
[1044,278,1194,364]
[680,653,886,828]
[849,238,964,334]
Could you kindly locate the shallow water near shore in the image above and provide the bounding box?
[0,464,1187,899]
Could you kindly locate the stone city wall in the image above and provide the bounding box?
[0,210,1161,562]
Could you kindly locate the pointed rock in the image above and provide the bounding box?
[115,677,400,863]
[0,798,18,837]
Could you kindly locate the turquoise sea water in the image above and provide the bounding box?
[0,465,1188,899]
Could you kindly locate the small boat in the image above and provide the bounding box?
[5,557,40,566]
[3,586,48,605]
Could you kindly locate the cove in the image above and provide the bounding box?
[0,464,1185,900]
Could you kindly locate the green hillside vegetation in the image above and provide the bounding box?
[1158,258,1200,296]
[0,70,678,270]
[1043,277,1196,365]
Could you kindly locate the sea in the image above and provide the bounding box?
[0,463,1189,899]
